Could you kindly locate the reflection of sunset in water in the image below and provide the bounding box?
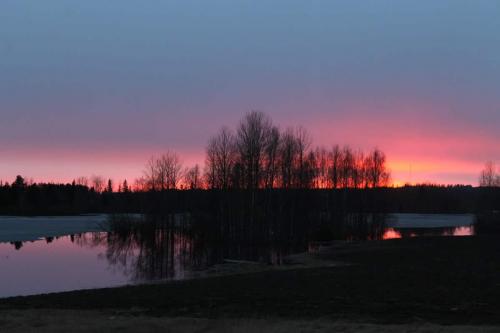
[382,228,402,240]
[445,226,475,237]
[383,225,475,240]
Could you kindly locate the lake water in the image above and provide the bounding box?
[0,213,475,298]
[382,214,475,239]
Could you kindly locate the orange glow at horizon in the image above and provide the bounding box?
[0,147,488,187]
[387,158,484,186]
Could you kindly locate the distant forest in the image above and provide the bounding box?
[0,111,498,215]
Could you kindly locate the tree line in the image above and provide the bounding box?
[0,174,498,216]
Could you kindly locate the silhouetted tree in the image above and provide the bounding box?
[236,111,272,189]
[122,180,129,193]
[205,127,236,189]
[329,145,342,189]
[76,176,89,187]
[91,175,105,193]
[339,146,354,188]
[364,148,390,188]
[144,157,159,191]
[144,151,183,190]
[12,175,26,189]
[107,179,113,193]
[315,147,329,188]
[184,165,202,189]
[294,126,312,188]
[350,150,364,188]
[134,177,148,192]
[479,161,499,187]
[263,126,280,188]
[278,128,297,189]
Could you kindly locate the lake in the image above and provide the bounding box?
[0,213,475,298]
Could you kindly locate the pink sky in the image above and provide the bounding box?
[0,101,495,187]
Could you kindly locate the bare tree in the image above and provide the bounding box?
[351,150,365,189]
[134,177,148,192]
[302,150,317,189]
[230,161,244,189]
[236,111,272,189]
[91,175,105,193]
[279,128,298,189]
[339,146,354,188]
[314,147,329,188]
[144,156,159,191]
[157,151,183,190]
[364,148,390,188]
[184,164,202,189]
[263,126,280,188]
[328,145,342,189]
[144,151,183,191]
[294,126,312,188]
[205,127,236,189]
[75,176,89,187]
[205,142,217,189]
[479,161,499,187]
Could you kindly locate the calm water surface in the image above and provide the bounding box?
[0,233,129,298]
[0,230,294,298]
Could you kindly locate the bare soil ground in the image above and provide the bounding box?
[1,310,500,333]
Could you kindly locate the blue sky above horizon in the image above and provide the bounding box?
[1,0,500,185]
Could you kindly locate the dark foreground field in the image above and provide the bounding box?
[1,236,500,330]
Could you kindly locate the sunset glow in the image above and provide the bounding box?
[0,130,492,186]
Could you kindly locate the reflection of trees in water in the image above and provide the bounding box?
[75,216,208,282]
[10,241,23,250]
[72,213,308,282]
[72,212,392,282]
[10,235,63,250]
[128,222,195,281]
[341,213,387,241]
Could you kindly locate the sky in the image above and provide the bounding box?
[1,0,499,186]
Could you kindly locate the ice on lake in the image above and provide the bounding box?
[387,214,475,228]
[0,215,107,243]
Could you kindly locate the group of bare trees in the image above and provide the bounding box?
[204,111,390,190]
[143,152,184,190]
[140,111,390,191]
[140,151,202,190]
